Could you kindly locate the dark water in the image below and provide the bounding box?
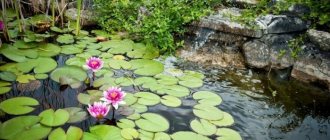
[1,56,330,140]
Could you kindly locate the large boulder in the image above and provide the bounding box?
[242,40,270,68]
[256,14,309,34]
[65,8,97,26]
[291,46,330,89]
[193,8,264,38]
[307,29,330,51]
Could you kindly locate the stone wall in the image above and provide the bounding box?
[178,6,330,90]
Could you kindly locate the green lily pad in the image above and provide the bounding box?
[82,132,99,140]
[156,74,178,85]
[184,70,205,79]
[107,59,132,70]
[117,119,136,129]
[209,112,235,127]
[0,45,36,62]
[93,77,116,88]
[160,95,182,107]
[77,93,92,105]
[37,43,61,57]
[50,26,73,33]
[135,113,169,132]
[193,104,224,121]
[156,85,190,97]
[130,59,164,76]
[28,14,50,26]
[178,75,203,88]
[50,66,87,82]
[115,77,135,86]
[33,57,57,73]
[39,109,70,127]
[0,116,41,139]
[190,119,216,136]
[49,126,83,140]
[0,71,16,81]
[0,81,11,87]
[11,124,52,140]
[130,103,148,113]
[13,40,38,49]
[138,129,154,140]
[35,73,48,79]
[193,91,222,106]
[16,74,36,83]
[61,45,83,54]
[0,97,39,115]
[171,131,210,140]
[154,132,171,140]
[134,92,161,106]
[121,128,139,140]
[65,57,86,67]
[89,125,124,140]
[107,39,134,54]
[124,93,138,106]
[63,107,88,123]
[57,34,74,44]
[85,49,101,56]
[134,77,157,86]
[215,128,242,140]
[0,87,11,95]
[127,43,146,59]
[127,113,141,120]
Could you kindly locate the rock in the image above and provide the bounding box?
[256,14,309,34]
[193,8,264,37]
[225,0,259,7]
[65,8,97,26]
[291,46,330,89]
[288,4,310,17]
[242,40,270,68]
[307,29,330,51]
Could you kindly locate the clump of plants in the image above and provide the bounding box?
[93,0,220,53]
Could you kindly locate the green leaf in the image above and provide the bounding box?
[0,116,41,139]
[130,59,164,76]
[121,128,139,140]
[16,74,36,83]
[171,131,210,140]
[190,119,216,136]
[130,103,148,113]
[184,70,205,79]
[160,95,181,107]
[134,92,161,106]
[127,113,141,120]
[0,71,16,81]
[107,59,132,70]
[135,113,169,132]
[215,128,242,140]
[35,73,48,79]
[61,45,83,54]
[193,91,222,106]
[134,77,157,86]
[39,109,70,127]
[63,107,88,123]
[115,77,134,86]
[0,97,39,115]
[178,75,203,88]
[77,93,92,105]
[117,119,135,129]
[124,93,138,106]
[57,34,75,44]
[154,132,171,140]
[49,126,83,140]
[82,132,100,140]
[37,43,61,57]
[0,87,11,95]
[49,128,66,140]
[12,124,51,140]
[156,85,190,97]
[65,57,86,67]
[193,104,224,121]
[33,57,58,73]
[107,39,134,54]
[209,112,234,127]
[89,125,124,140]
[50,66,87,82]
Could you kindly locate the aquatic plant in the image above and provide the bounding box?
[101,87,126,110]
[84,57,104,72]
[87,101,110,120]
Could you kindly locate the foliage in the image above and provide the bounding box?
[93,0,219,53]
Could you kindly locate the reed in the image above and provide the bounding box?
[76,0,82,35]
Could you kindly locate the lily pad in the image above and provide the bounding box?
[209,112,235,127]
[61,45,83,54]
[124,93,138,106]
[0,97,39,115]
[193,91,222,106]
[156,85,190,97]
[0,45,37,62]
[130,59,164,76]
[121,128,139,140]
[134,92,161,106]
[127,113,141,120]
[138,129,154,140]
[77,93,92,105]
[107,39,134,54]
[11,124,51,140]
[57,34,74,44]
[215,128,242,140]
[0,87,11,95]
[35,73,49,79]
[130,103,148,113]
[154,132,171,140]
[48,126,83,140]
[39,109,70,127]
[156,74,179,85]
[115,77,135,86]
[107,59,132,70]
[134,77,157,86]
[178,75,203,88]
[135,113,169,132]
[89,125,124,140]
[37,43,61,57]
[16,74,36,83]
[117,119,135,129]
[0,116,41,139]
[50,66,87,82]
[171,131,210,140]
[190,119,216,136]
[160,95,182,107]
[193,104,224,121]
[63,107,88,123]
[0,71,16,81]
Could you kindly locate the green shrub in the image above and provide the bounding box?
[93,0,219,53]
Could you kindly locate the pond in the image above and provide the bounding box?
[0,29,329,140]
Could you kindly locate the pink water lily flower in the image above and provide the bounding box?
[84,57,103,72]
[87,101,110,120]
[0,21,3,30]
[101,87,126,109]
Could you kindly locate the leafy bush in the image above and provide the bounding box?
[93,0,219,53]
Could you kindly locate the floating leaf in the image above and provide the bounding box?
[0,97,39,115]
[135,113,169,132]
[107,59,132,70]
[107,39,134,54]
[130,103,148,113]
[193,91,222,106]
[50,27,73,33]
[130,59,164,76]
[115,77,134,86]
[0,71,16,81]
[184,70,205,79]
[57,34,74,44]
[11,124,51,140]
[0,116,40,139]
[117,119,135,129]
[85,49,101,56]
[13,40,38,49]
[65,57,86,67]
[82,132,99,140]
[117,106,135,116]
[39,109,70,127]
[193,104,224,121]
[190,119,216,136]
[50,66,87,82]
[156,74,178,85]
[127,43,146,59]
[48,127,66,140]
[89,125,124,140]
[134,92,161,106]
[61,45,83,54]
[77,93,91,105]
[171,131,210,140]
[134,77,157,86]
[33,57,57,73]
[16,74,36,83]
[93,77,116,88]
[215,128,242,140]
[160,95,181,107]
[0,87,11,95]
[35,73,48,79]
[154,132,171,140]
[127,113,141,120]
[64,107,88,123]
[138,129,154,140]
[124,93,138,106]
[156,85,190,97]
[1,45,34,62]
[37,43,61,57]
[178,75,203,88]
[48,126,83,140]
[121,128,139,140]
[209,112,234,127]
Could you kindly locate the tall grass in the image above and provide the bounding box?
[76,0,82,35]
